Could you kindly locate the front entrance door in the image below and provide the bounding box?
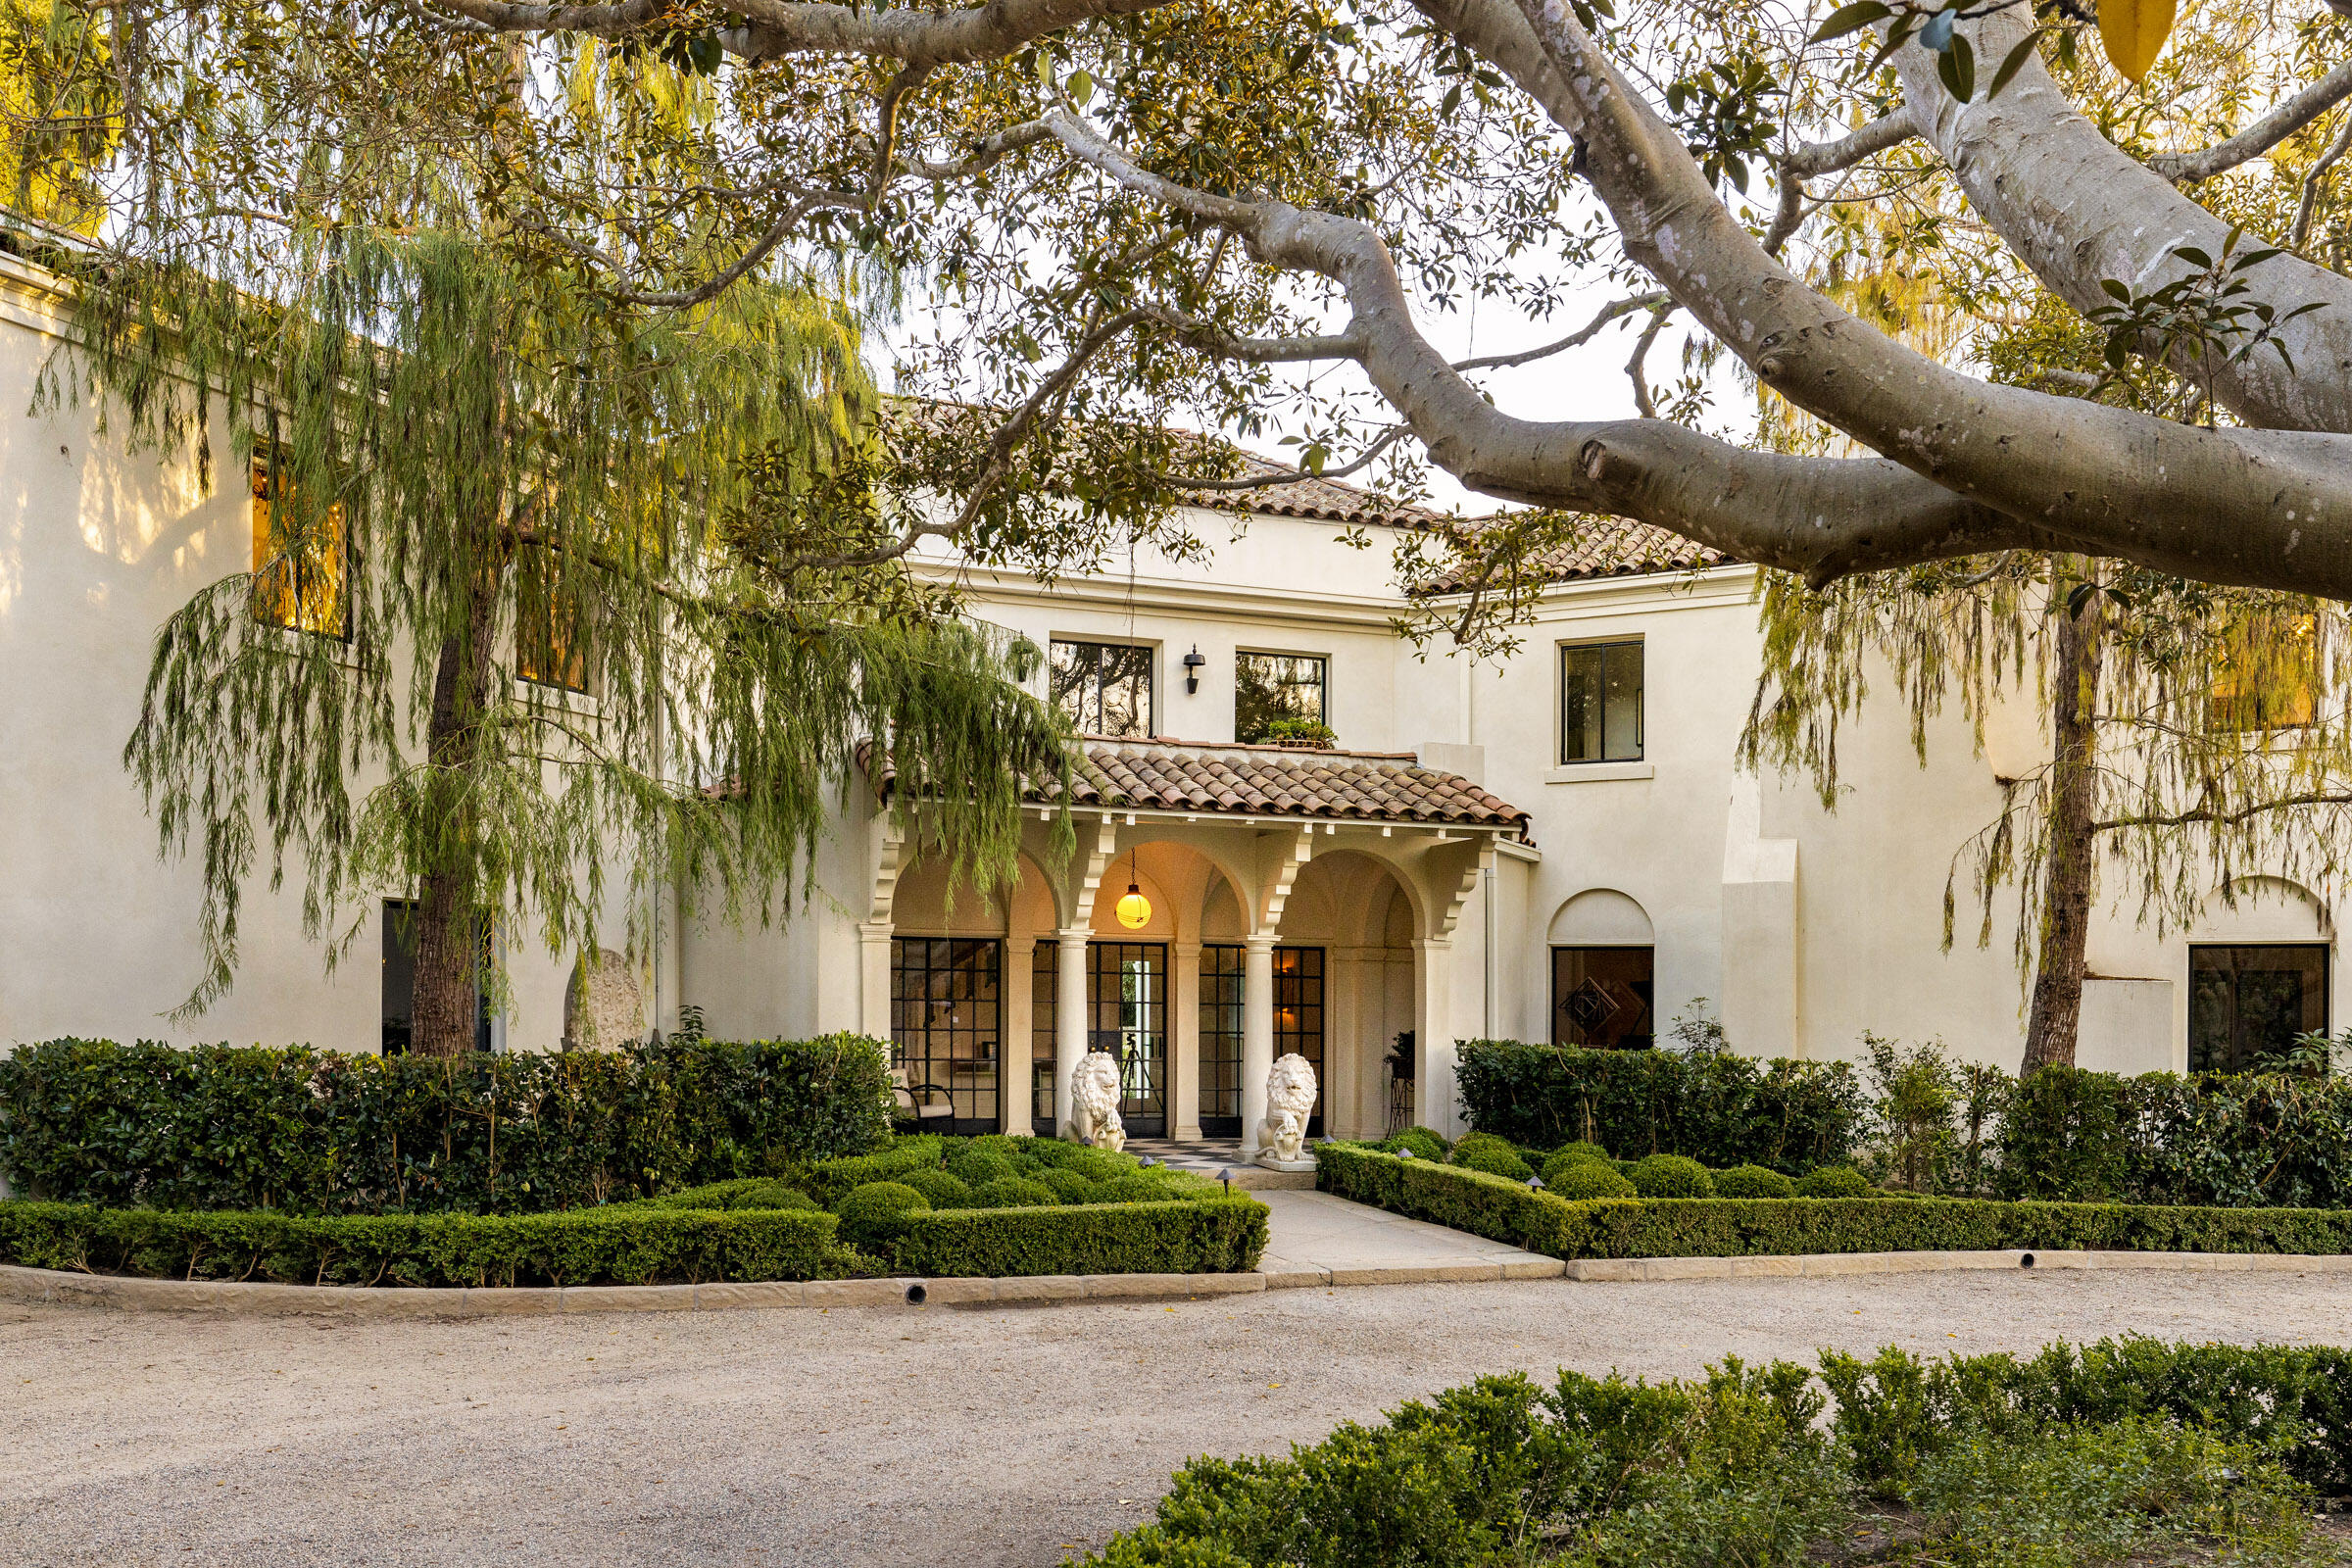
[890,937,1003,1133]
[1088,941,1168,1137]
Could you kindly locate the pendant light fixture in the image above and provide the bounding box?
[1114,847,1152,929]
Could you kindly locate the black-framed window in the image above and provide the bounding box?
[250,460,350,640]
[381,899,491,1054]
[2189,944,2328,1074]
[1051,639,1153,737]
[1551,946,1654,1049]
[1273,946,1326,1133]
[1235,653,1328,744]
[1088,941,1167,1137]
[1561,640,1643,763]
[515,547,591,695]
[1200,945,1246,1135]
[890,937,1002,1132]
[1033,942,1057,1126]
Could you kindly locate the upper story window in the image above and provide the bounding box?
[1051,639,1153,737]
[1235,652,1329,745]
[250,461,349,639]
[515,550,590,695]
[1560,639,1643,763]
[2210,614,2317,732]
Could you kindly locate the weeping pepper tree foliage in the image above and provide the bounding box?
[34,226,1072,1056]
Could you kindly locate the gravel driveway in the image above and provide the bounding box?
[5,1268,2348,1567]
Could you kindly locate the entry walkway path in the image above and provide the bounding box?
[1253,1188,1561,1284]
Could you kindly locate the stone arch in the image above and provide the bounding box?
[2196,874,2333,940]
[1313,838,1435,943]
[1548,887,1654,946]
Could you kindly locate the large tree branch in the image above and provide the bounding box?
[1782,105,1919,178]
[1896,10,2352,434]
[420,0,1174,66]
[2150,59,2352,183]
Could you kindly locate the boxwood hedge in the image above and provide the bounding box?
[0,1035,897,1215]
[1317,1144,2352,1259]
[0,1200,858,1288]
[881,1196,1269,1278]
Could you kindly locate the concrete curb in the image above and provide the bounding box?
[7,1248,2347,1317]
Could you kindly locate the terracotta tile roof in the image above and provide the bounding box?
[1415,516,1730,593]
[1037,738,1531,831]
[1186,453,1450,530]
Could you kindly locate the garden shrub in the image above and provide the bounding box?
[1375,1125,1449,1161]
[1541,1147,1609,1187]
[622,1178,817,1212]
[1713,1163,1797,1200]
[1076,1339,2352,1568]
[1315,1144,2352,1262]
[882,1196,1269,1278]
[970,1177,1057,1208]
[1794,1164,1872,1199]
[1547,1160,1637,1200]
[1451,1142,1535,1181]
[805,1136,944,1206]
[1037,1169,1095,1204]
[1455,1040,1863,1174]
[1549,1139,1611,1164]
[1628,1153,1714,1199]
[901,1169,975,1210]
[945,1150,1019,1188]
[833,1181,929,1250]
[0,1034,897,1214]
[0,1200,858,1287]
[1092,1172,1188,1204]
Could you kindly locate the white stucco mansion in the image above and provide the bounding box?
[2,247,2341,1144]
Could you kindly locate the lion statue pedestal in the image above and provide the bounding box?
[1068,1051,1127,1152]
[1254,1052,1320,1171]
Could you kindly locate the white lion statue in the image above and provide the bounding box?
[1068,1051,1127,1152]
[1256,1052,1319,1163]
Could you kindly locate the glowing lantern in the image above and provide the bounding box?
[1114,851,1152,929]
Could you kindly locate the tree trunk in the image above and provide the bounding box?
[2021,591,2106,1073]
[408,581,501,1058]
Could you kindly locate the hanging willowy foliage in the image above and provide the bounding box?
[26,223,1073,1055]
[1742,553,2352,1066]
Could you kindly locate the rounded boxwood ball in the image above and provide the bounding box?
[1090,1173,1180,1204]
[1541,1147,1611,1187]
[1549,1140,1610,1165]
[1058,1146,1128,1183]
[946,1150,1018,1188]
[1795,1164,1873,1199]
[1454,1144,1536,1181]
[724,1180,818,1211]
[835,1181,930,1249]
[1629,1153,1716,1199]
[1714,1163,1797,1200]
[1038,1168,1095,1203]
[970,1176,1058,1208]
[901,1169,975,1210]
[1378,1125,1448,1161]
[1549,1159,1638,1200]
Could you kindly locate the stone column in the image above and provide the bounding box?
[1240,933,1276,1154]
[1414,936,1455,1139]
[857,920,895,1044]
[1171,940,1203,1142]
[1054,928,1091,1137]
[1003,934,1035,1135]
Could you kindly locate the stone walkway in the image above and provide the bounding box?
[1254,1189,1559,1284]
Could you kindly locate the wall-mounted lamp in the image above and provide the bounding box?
[1182,645,1206,695]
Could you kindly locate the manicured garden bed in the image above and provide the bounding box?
[1079,1337,2352,1566]
[0,1132,1268,1289]
[1317,1143,2352,1259]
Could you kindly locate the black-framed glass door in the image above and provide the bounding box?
[1273,946,1326,1135]
[890,937,1002,1133]
[1089,941,1167,1137]
[1200,945,1246,1137]
[1199,944,1323,1137]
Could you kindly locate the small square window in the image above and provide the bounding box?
[1051,639,1153,737]
[1235,652,1330,745]
[515,550,591,694]
[1561,640,1643,763]
[1550,946,1653,1049]
[250,462,349,639]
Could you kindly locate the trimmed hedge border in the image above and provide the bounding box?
[0,1200,858,1288]
[882,1196,1268,1277]
[1316,1144,2352,1259]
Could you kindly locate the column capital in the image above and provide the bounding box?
[1055,927,1092,950]
[1243,931,1278,953]
[1173,940,1203,958]
[1416,935,1453,953]
[858,920,894,942]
